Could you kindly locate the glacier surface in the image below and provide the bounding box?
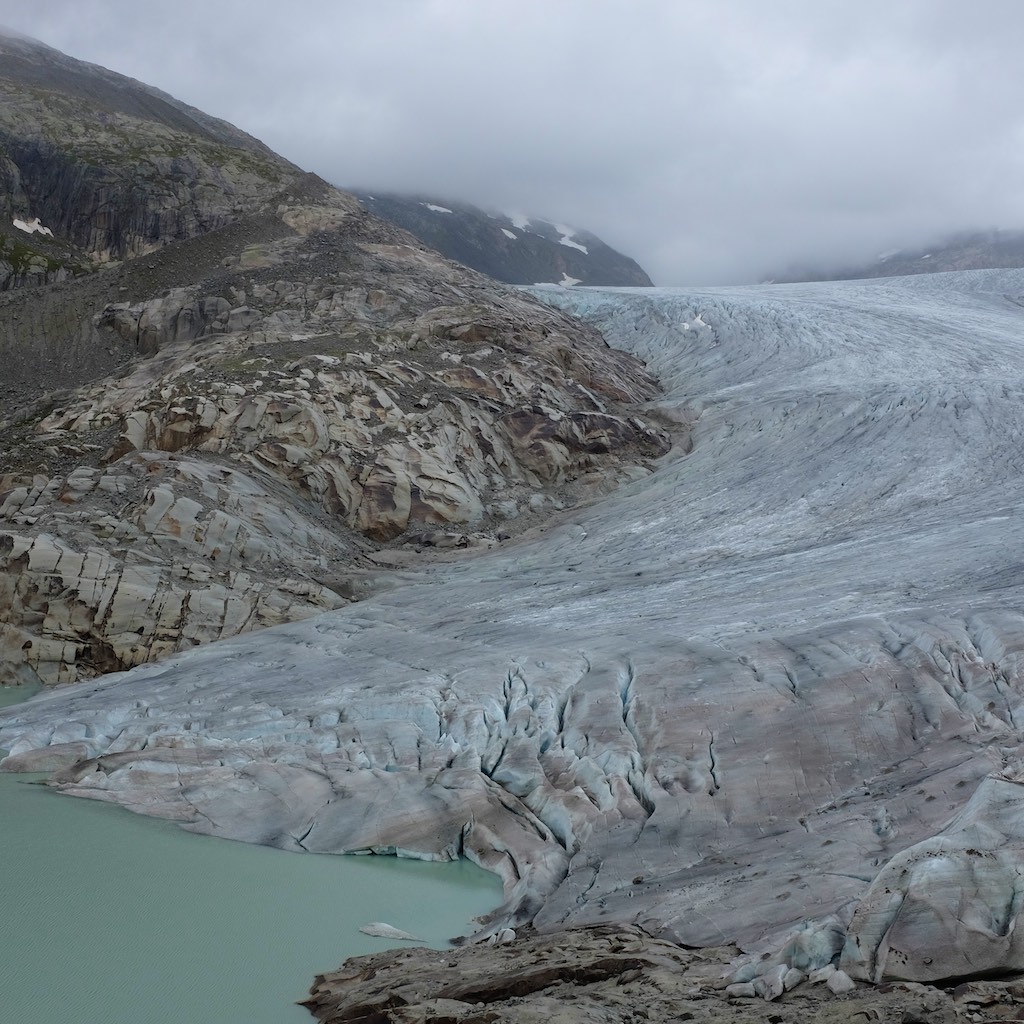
[6,270,1024,981]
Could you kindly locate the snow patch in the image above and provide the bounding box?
[554,223,588,255]
[505,212,531,230]
[921,254,932,260]
[501,228,517,240]
[533,277,582,289]
[13,217,53,238]
[422,203,453,214]
[877,248,901,262]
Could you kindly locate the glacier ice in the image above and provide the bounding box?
[7,269,1024,976]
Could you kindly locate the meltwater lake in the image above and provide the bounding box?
[1,685,501,1024]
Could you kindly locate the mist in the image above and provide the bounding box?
[3,0,1023,284]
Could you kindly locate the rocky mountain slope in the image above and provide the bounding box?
[353,192,654,287]
[772,227,1024,283]
[0,30,298,266]
[0,32,671,685]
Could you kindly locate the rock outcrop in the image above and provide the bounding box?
[0,31,299,263]
[354,192,654,287]
[0,184,668,684]
[303,924,1017,1024]
[0,453,355,683]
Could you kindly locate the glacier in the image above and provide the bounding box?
[6,269,1024,982]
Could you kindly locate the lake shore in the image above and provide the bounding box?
[1,685,500,1024]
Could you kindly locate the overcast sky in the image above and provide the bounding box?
[2,0,1023,285]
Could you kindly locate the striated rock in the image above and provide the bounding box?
[0,245,669,682]
[0,60,671,685]
[304,926,692,1023]
[302,925,971,1024]
[0,453,356,683]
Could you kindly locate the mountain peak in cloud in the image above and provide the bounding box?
[353,191,653,287]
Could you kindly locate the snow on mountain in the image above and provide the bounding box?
[352,191,652,287]
[554,223,589,254]
[12,216,53,237]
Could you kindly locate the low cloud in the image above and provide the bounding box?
[4,0,1023,284]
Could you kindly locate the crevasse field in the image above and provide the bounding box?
[6,270,1024,984]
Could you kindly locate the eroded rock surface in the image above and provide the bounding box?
[0,452,355,682]
[0,192,667,683]
[303,924,1014,1024]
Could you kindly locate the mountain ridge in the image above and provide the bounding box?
[353,190,654,287]
[0,30,301,270]
[771,227,1024,283]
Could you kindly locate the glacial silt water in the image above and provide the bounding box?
[0,685,500,1024]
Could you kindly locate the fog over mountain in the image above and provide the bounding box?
[772,228,1024,283]
[353,192,654,287]
[2,0,1023,285]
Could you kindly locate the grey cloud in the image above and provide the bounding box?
[3,0,1024,284]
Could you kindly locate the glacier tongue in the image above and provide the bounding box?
[7,270,1024,975]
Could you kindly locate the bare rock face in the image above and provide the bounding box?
[302,925,984,1024]
[0,31,670,686]
[0,31,300,263]
[0,453,355,683]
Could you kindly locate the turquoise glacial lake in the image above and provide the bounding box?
[0,685,501,1024]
